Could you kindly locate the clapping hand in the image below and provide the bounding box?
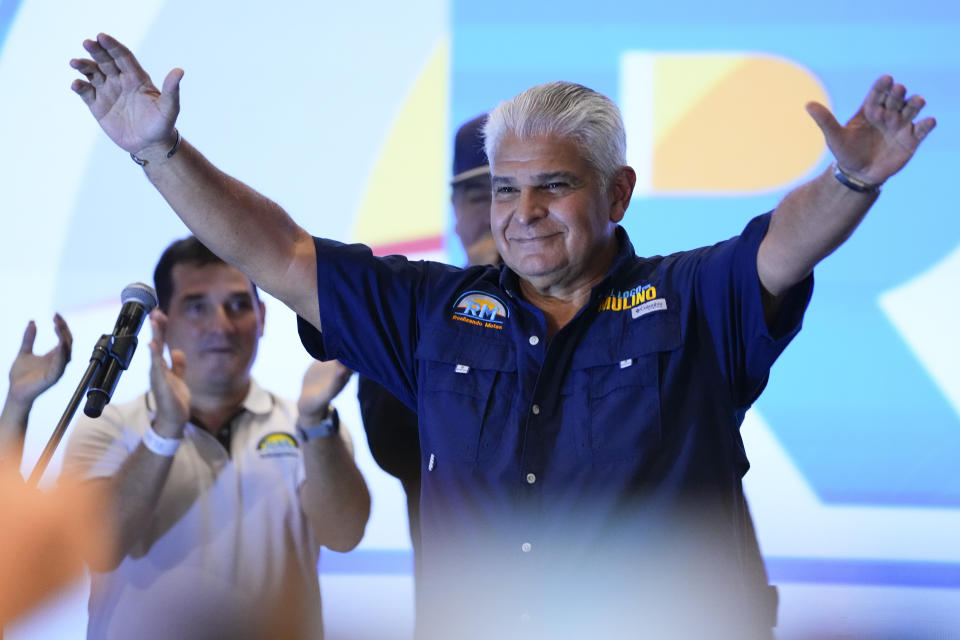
[147,311,190,438]
[5,314,72,413]
[298,360,353,425]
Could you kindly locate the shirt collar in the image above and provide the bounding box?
[145,378,273,418]
[593,226,638,298]
[239,379,274,415]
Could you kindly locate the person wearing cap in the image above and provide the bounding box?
[449,113,499,268]
[355,113,497,625]
[62,237,370,640]
[70,33,935,639]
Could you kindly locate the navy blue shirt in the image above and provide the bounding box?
[299,213,811,638]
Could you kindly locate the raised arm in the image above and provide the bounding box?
[0,315,72,463]
[70,34,320,328]
[758,75,936,299]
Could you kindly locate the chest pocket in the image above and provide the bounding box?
[416,329,516,464]
[571,311,682,465]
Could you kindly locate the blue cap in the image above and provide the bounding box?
[452,113,489,184]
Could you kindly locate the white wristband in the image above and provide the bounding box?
[143,424,181,457]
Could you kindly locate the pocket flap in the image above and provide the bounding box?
[573,310,681,369]
[415,327,515,371]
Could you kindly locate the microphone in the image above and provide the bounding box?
[83,283,159,418]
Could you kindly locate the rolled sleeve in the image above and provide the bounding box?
[682,213,813,408]
[297,237,456,412]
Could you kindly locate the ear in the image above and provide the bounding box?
[257,300,267,337]
[607,166,637,224]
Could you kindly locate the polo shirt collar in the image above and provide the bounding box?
[145,378,273,418]
[240,379,274,416]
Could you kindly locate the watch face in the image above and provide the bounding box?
[300,409,339,441]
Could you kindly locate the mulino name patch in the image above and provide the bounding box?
[452,291,509,330]
[598,283,662,314]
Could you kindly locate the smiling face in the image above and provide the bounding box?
[491,132,633,297]
[163,262,265,398]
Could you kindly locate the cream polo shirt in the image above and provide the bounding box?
[63,380,324,640]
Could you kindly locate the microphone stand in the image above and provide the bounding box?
[26,332,136,487]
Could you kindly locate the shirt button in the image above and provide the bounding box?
[520,613,532,625]
[531,404,540,415]
[528,335,539,346]
[521,542,532,553]
[526,473,536,484]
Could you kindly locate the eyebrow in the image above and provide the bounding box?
[178,291,252,304]
[535,171,579,183]
[492,171,581,186]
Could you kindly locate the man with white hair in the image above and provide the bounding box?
[70,33,935,639]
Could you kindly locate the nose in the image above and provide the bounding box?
[515,188,548,225]
[208,304,234,334]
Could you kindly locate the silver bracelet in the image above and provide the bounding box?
[143,423,181,457]
[833,163,881,194]
[130,129,181,167]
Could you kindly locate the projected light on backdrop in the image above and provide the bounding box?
[0,0,957,638]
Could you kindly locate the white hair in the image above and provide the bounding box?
[483,81,627,187]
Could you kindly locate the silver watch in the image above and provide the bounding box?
[297,406,340,441]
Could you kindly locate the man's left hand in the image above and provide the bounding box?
[298,360,353,425]
[806,75,936,186]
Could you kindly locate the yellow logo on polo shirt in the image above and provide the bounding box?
[599,284,658,312]
[257,432,300,457]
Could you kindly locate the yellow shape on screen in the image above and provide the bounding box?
[352,39,448,249]
[621,53,829,195]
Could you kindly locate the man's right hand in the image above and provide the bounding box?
[70,33,183,160]
[69,34,322,335]
[147,311,189,439]
[5,314,72,413]
[0,314,73,460]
